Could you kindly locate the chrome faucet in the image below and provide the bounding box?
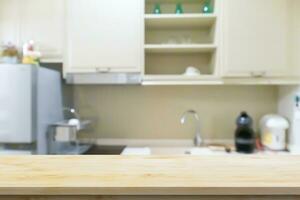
[180,110,203,147]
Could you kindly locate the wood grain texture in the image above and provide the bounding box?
[0,196,300,200]
[0,156,300,195]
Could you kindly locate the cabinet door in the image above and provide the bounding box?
[0,0,20,46]
[289,0,300,77]
[222,0,289,78]
[65,0,143,73]
[19,0,64,62]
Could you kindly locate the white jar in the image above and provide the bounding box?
[260,115,289,151]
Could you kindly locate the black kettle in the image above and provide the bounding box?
[235,112,255,154]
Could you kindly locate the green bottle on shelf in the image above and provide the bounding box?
[202,0,213,14]
[175,3,184,14]
[153,3,161,14]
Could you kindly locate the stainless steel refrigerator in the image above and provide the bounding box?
[0,64,63,154]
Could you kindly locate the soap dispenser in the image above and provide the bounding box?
[235,112,256,154]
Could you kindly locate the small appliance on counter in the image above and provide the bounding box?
[260,114,289,151]
[47,108,92,155]
[235,112,256,154]
[278,86,300,154]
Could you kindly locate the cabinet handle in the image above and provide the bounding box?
[250,71,266,78]
[96,67,111,73]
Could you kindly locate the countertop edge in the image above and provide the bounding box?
[0,187,299,196]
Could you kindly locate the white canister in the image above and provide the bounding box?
[260,115,289,151]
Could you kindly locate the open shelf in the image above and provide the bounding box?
[143,75,219,81]
[145,29,215,45]
[145,52,216,75]
[145,14,217,29]
[143,0,219,85]
[145,0,215,14]
[143,75,222,85]
[145,14,216,46]
[145,44,216,53]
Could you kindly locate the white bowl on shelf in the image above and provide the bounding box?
[183,66,201,76]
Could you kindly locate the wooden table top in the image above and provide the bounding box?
[0,155,299,195]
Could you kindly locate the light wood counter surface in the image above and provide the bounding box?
[0,155,299,196]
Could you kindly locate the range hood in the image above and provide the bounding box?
[66,73,141,85]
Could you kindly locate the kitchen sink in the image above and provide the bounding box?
[83,145,231,156]
[151,147,226,155]
[84,145,126,155]
[122,146,231,156]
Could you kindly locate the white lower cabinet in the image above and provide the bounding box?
[64,0,143,74]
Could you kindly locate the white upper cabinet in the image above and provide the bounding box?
[0,0,64,62]
[289,0,300,77]
[65,0,143,73]
[19,0,64,62]
[0,0,20,46]
[222,0,289,78]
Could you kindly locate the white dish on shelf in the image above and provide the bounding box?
[183,66,201,76]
